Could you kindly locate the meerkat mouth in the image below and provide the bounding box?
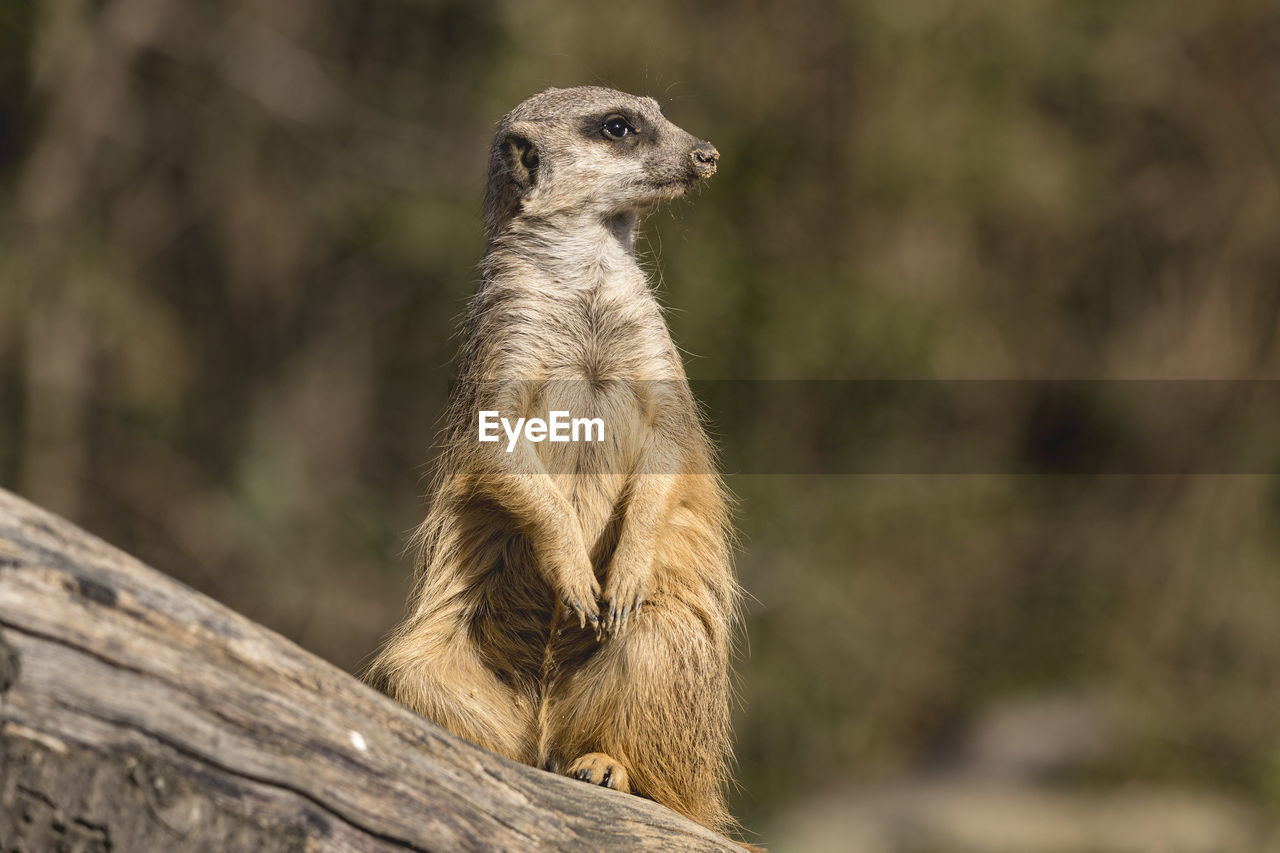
[652,176,703,199]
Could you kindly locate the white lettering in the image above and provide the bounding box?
[480,410,606,452]
[478,411,500,442]
[549,410,570,441]
[502,416,525,453]
[573,416,604,442]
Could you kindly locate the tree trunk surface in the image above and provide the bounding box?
[0,487,739,852]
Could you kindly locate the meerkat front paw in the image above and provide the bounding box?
[566,752,631,793]
[552,555,602,630]
[600,565,649,636]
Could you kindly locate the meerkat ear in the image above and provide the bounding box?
[485,124,541,238]
[505,135,539,189]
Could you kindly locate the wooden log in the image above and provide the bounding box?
[0,487,739,851]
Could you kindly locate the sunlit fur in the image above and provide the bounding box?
[364,87,740,834]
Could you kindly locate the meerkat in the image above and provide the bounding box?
[364,86,742,836]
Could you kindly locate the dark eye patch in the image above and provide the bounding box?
[578,110,649,148]
[602,114,636,140]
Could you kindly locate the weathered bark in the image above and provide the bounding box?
[0,487,739,852]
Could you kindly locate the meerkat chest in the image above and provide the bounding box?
[535,283,677,382]
[498,279,681,479]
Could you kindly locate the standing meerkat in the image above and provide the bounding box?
[365,86,742,836]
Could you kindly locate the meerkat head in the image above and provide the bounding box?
[484,86,719,241]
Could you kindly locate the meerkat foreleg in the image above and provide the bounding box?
[477,461,600,628]
[599,437,682,636]
[471,384,601,628]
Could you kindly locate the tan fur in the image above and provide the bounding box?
[364,86,741,835]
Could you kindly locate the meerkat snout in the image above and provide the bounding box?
[691,142,719,177]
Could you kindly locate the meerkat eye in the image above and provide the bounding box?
[602,115,636,140]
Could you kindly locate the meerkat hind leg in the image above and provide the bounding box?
[566,751,632,792]
[547,596,732,831]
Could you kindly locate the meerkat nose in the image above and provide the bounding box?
[691,143,719,176]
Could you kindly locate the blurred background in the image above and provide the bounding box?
[2,1,1279,849]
